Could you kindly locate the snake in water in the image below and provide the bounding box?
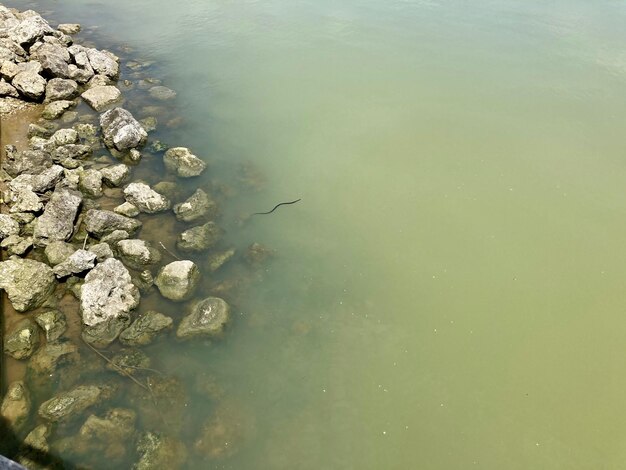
[251,198,301,216]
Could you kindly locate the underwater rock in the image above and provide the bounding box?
[245,242,275,266]
[177,221,223,253]
[80,258,139,327]
[17,424,51,469]
[206,248,235,273]
[100,107,147,152]
[84,209,141,238]
[12,70,46,100]
[134,432,187,470]
[28,340,78,378]
[81,84,121,111]
[114,201,140,217]
[173,188,217,223]
[44,240,76,265]
[163,147,207,178]
[154,260,200,302]
[100,163,130,187]
[107,348,150,376]
[53,249,97,278]
[0,381,31,434]
[4,318,40,359]
[117,239,161,269]
[45,77,78,101]
[153,181,181,201]
[42,99,74,119]
[0,213,20,239]
[194,401,253,460]
[119,310,173,346]
[58,24,81,35]
[0,258,56,312]
[149,85,176,101]
[38,384,114,422]
[34,309,67,341]
[177,297,230,340]
[123,182,170,214]
[33,187,82,246]
[82,317,131,348]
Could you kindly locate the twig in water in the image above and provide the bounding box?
[251,198,301,216]
[82,339,149,391]
[159,241,181,260]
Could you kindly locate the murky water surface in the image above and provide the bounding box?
[7,0,626,468]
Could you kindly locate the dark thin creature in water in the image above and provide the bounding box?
[251,198,301,216]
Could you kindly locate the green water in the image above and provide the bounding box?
[11,0,626,468]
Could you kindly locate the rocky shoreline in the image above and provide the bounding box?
[0,4,269,468]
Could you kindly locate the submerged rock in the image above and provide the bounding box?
[17,424,51,469]
[149,85,176,101]
[207,248,236,272]
[84,209,141,238]
[34,309,67,341]
[52,249,97,278]
[173,188,217,223]
[115,201,140,217]
[135,432,187,470]
[163,147,207,178]
[245,242,275,266]
[4,319,40,359]
[42,99,75,119]
[38,384,114,422]
[176,221,223,253]
[82,317,131,348]
[101,163,130,187]
[194,401,253,460]
[107,348,150,376]
[0,258,56,312]
[123,182,170,214]
[58,23,81,35]
[100,107,147,152]
[0,381,31,434]
[28,340,79,378]
[154,260,200,302]
[33,188,82,246]
[177,297,230,340]
[119,310,173,346]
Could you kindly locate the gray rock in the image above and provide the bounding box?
[33,42,70,78]
[33,188,82,245]
[58,23,81,35]
[176,221,223,253]
[149,85,176,101]
[88,242,114,262]
[34,309,67,341]
[79,169,103,197]
[4,319,40,359]
[117,239,161,269]
[0,60,19,80]
[53,144,92,163]
[155,260,200,302]
[9,164,64,193]
[0,234,33,256]
[0,381,31,433]
[53,249,97,278]
[177,297,230,340]
[100,163,130,186]
[0,213,20,239]
[107,348,150,376]
[42,99,74,119]
[87,73,114,88]
[135,432,187,470]
[173,189,217,223]
[119,310,173,346]
[163,147,207,178]
[38,385,114,422]
[84,209,141,238]
[207,248,236,272]
[80,258,139,327]
[114,202,139,217]
[12,70,46,100]
[86,48,119,79]
[51,128,78,146]
[0,259,56,312]
[123,182,170,214]
[45,77,78,101]
[100,107,147,152]
[2,147,52,177]
[82,316,131,347]
[0,79,18,97]
[101,229,130,244]
[44,240,76,265]
[8,186,42,213]
[81,85,121,111]
[9,14,53,46]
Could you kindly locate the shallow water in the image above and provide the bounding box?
[8,0,626,468]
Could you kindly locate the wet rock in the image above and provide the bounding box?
[86,48,120,79]
[0,213,20,239]
[2,147,52,177]
[80,258,139,328]
[0,259,56,312]
[51,128,78,146]
[140,116,157,132]
[42,99,74,119]
[17,424,51,469]
[44,240,76,265]
[177,221,223,253]
[117,239,161,269]
[61,110,79,124]
[124,182,170,214]
[149,85,176,101]
[28,121,55,138]
[177,297,230,340]
[149,140,168,153]
[88,242,114,262]
[82,317,131,348]
[28,340,78,377]
[173,188,217,223]
[107,348,150,376]
[155,260,200,302]
[194,401,252,460]
[129,148,142,162]
[4,319,40,359]
[82,84,121,111]
[38,384,114,422]
[115,201,139,217]
[100,163,130,187]
[34,309,67,341]
[33,188,82,245]
[53,249,97,278]
[100,107,147,152]
[87,74,115,88]
[135,432,187,470]
[53,143,92,162]
[163,147,207,178]
[12,70,46,100]
[1,234,33,256]
[79,168,103,197]
[84,209,141,238]
[245,242,275,266]
[119,310,173,346]
[153,181,181,200]
[58,23,81,35]
[0,381,31,433]
[45,77,78,101]
[207,248,236,272]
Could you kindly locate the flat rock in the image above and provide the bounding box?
[81,85,121,111]
[33,188,82,245]
[84,209,141,238]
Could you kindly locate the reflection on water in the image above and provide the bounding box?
[7,0,626,468]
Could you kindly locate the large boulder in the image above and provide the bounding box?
[45,77,78,101]
[33,188,82,245]
[81,85,121,111]
[38,385,114,422]
[173,189,217,222]
[9,14,53,46]
[100,107,147,152]
[12,70,46,100]
[80,258,140,327]
[84,209,141,238]
[176,221,223,253]
[86,48,119,79]
[123,182,170,214]
[0,259,56,312]
[154,260,200,302]
[163,147,207,177]
[177,297,230,340]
